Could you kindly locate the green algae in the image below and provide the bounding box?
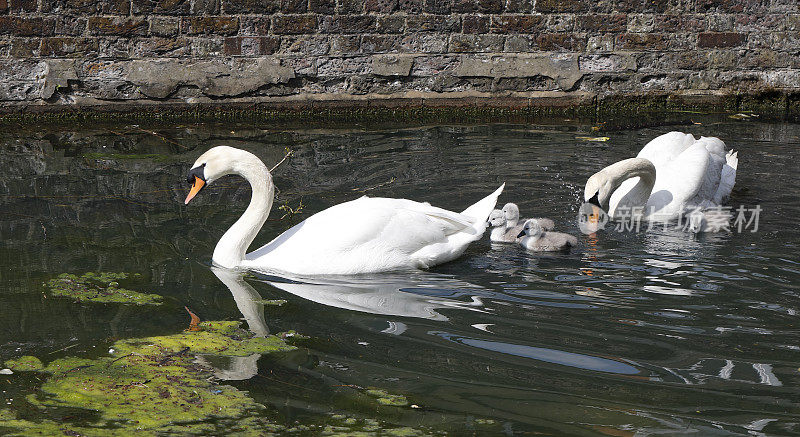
[0,321,434,436]
[4,356,43,372]
[45,272,162,305]
[365,388,409,407]
[0,321,301,435]
[112,321,296,358]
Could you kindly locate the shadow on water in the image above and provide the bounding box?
[1,120,800,434]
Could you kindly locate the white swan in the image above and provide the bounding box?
[184,146,504,275]
[517,219,578,251]
[583,132,738,222]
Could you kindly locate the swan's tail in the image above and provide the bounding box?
[713,150,738,204]
[462,183,505,233]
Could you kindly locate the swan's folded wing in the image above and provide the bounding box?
[648,143,710,213]
[637,131,696,167]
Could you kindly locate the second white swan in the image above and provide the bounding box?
[184,146,504,275]
[583,132,738,222]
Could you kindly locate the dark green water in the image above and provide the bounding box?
[1,119,798,435]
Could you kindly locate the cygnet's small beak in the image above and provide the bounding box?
[185,176,205,205]
[517,230,525,238]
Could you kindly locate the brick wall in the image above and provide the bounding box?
[0,0,798,115]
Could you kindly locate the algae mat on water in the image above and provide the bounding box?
[0,321,433,436]
[45,272,163,305]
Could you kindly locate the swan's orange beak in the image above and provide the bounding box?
[185,176,205,205]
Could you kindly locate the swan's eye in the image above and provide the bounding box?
[186,163,207,185]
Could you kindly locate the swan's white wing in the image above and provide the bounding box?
[244,196,477,274]
[646,142,711,218]
[636,131,696,168]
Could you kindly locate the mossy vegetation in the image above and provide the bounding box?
[45,272,163,305]
[365,388,409,407]
[0,321,433,436]
[0,321,291,435]
[4,356,43,372]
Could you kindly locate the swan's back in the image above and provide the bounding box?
[243,185,503,275]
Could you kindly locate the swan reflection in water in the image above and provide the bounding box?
[198,267,488,380]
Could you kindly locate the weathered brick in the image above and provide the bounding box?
[89,17,149,36]
[99,37,130,57]
[546,15,575,32]
[653,14,707,32]
[183,16,239,35]
[239,16,271,34]
[41,37,99,56]
[477,0,502,13]
[9,0,36,12]
[424,0,450,13]
[55,16,88,36]
[132,0,190,14]
[280,35,329,55]
[225,36,280,54]
[361,34,400,52]
[329,35,360,54]
[504,34,535,51]
[133,37,190,56]
[191,0,220,14]
[462,15,489,33]
[576,14,627,32]
[537,33,586,50]
[338,0,363,13]
[272,14,317,34]
[407,15,460,32]
[451,0,476,13]
[310,0,335,13]
[191,37,223,57]
[0,18,55,36]
[399,33,448,52]
[149,17,180,36]
[10,38,40,58]
[504,0,532,13]
[616,33,670,50]
[223,0,278,14]
[376,15,404,33]
[586,34,615,51]
[281,0,306,13]
[732,13,784,32]
[397,0,422,13]
[536,0,588,13]
[320,15,376,33]
[698,32,745,47]
[449,34,504,52]
[490,15,544,33]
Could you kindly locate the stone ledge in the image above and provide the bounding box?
[0,90,796,126]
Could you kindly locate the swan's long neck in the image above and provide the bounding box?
[212,159,274,269]
[597,158,656,217]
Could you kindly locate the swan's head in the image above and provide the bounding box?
[184,146,264,205]
[583,171,613,211]
[501,203,520,222]
[517,219,543,239]
[487,209,506,227]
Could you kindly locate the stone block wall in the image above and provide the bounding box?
[0,0,798,116]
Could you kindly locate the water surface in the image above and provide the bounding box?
[1,119,799,435]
